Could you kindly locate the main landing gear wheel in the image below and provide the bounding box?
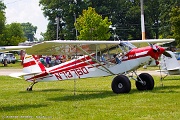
[111,75,131,94]
[135,73,154,91]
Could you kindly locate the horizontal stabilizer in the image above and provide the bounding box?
[167,67,180,71]
[10,72,42,78]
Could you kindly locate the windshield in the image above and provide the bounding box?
[119,42,136,53]
[6,54,13,57]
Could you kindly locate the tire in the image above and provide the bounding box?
[135,73,154,91]
[111,75,131,94]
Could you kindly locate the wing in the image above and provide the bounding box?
[24,41,123,55]
[130,39,175,48]
[0,46,31,52]
[0,39,175,55]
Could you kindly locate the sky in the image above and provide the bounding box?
[3,0,49,39]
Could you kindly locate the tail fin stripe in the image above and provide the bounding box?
[37,61,46,71]
[23,61,36,68]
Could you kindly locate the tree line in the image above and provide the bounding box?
[39,0,180,45]
[0,1,38,46]
[0,0,180,46]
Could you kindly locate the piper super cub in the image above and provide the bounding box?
[0,39,174,94]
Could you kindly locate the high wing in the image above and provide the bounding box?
[0,39,174,55]
[25,39,174,55]
[0,46,31,52]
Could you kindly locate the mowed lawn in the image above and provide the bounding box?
[0,75,180,120]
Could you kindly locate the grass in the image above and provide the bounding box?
[0,61,23,69]
[0,74,180,120]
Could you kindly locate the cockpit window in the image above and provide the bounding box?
[119,42,136,53]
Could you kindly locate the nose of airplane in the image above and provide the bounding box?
[149,45,166,60]
[158,46,165,55]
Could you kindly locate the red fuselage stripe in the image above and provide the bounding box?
[23,61,36,67]
[50,56,92,72]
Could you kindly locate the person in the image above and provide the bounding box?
[40,57,46,66]
[45,55,51,67]
[101,54,106,62]
[55,55,61,65]
[113,54,121,64]
[51,55,56,66]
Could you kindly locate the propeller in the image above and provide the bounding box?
[150,43,172,58]
[163,51,172,58]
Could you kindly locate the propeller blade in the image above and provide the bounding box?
[163,51,172,58]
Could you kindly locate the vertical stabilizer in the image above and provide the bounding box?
[23,54,46,73]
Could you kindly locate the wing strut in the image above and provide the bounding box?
[76,45,115,75]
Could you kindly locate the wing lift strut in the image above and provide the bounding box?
[76,45,115,75]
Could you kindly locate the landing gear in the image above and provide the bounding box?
[111,75,131,94]
[135,73,154,91]
[27,82,37,91]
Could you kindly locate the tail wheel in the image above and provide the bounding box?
[111,75,131,94]
[136,73,154,91]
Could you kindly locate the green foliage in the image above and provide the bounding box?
[4,23,26,45]
[74,7,112,40]
[170,6,180,46]
[39,0,88,40]
[0,11,5,33]
[0,1,6,35]
[0,1,38,45]
[39,0,178,42]
[21,22,37,41]
[0,1,6,11]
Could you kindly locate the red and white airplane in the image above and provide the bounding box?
[0,39,174,94]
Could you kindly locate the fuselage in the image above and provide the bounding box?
[24,45,165,82]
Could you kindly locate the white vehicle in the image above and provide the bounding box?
[0,52,8,66]
[5,53,16,64]
[0,52,16,64]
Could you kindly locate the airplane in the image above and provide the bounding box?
[158,50,180,78]
[0,39,175,94]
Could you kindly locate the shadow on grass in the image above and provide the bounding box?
[19,89,66,93]
[47,90,130,102]
[157,75,180,81]
[0,104,47,112]
[154,85,180,93]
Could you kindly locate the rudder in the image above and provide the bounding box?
[23,54,46,73]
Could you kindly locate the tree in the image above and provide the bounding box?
[39,0,88,40]
[74,7,112,40]
[0,1,6,45]
[170,6,180,46]
[39,0,176,41]
[21,22,37,41]
[0,1,6,29]
[4,23,26,45]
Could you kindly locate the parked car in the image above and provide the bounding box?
[0,52,16,65]
[5,53,16,64]
[0,52,8,66]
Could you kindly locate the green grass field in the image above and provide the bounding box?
[0,61,23,69]
[0,75,180,120]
